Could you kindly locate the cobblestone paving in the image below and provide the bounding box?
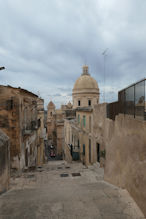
[0,161,145,219]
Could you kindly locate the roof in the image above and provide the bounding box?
[48,101,55,108]
[0,85,38,97]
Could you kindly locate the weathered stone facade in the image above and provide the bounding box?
[0,85,38,171]
[0,129,10,194]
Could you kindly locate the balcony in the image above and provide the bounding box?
[22,121,38,135]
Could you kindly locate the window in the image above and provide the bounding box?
[6,99,13,110]
[89,139,91,163]
[97,143,100,162]
[78,100,80,106]
[83,115,86,127]
[78,114,80,124]
[88,100,91,106]
[50,112,52,116]
[38,119,41,128]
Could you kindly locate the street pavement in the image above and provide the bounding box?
[0,161,145,219]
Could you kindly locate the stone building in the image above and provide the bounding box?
[0,85,39,171]
[55,109,65,157]
[47,101,56,146]
[37,98,46,166]
[64,65,100,166]
[47,101,73,157]
[0,129,10,194]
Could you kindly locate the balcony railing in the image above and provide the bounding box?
[22,120,38,135]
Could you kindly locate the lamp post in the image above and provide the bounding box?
[0,67,5,70]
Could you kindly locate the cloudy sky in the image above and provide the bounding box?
[0,0,146,108]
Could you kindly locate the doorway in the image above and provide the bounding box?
[25,148,28,167]
[97,143,100,162]
[89,139,91,163]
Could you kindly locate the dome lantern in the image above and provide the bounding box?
[82,65,90,76]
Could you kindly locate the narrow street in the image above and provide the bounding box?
[0,161,145,219]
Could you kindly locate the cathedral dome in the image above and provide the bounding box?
[72,65,99,95]
[73,75,98,90]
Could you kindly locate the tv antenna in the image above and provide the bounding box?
[102,48,108,102]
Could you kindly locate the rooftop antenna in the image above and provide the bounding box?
[84,57,87,66]
[102,48,108,102]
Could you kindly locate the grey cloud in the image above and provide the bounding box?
[50,94,62,97]
[0,0,146,107]
[58,87,72,92]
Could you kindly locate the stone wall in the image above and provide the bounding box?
[92,103,146,216]
[64,143,72,163]
[56,124,64,156]
[0,129,10,194]
[104,114,146,216]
